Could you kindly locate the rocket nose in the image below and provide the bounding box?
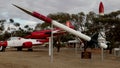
[12,4,33,15]
[99,2,104,15]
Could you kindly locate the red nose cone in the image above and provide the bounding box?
[99,2,104,15]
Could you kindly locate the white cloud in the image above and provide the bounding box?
[1,18,39,34]
[13,18,39,29]
[0,0,119,22]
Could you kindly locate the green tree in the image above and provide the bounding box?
[0,19,6,32]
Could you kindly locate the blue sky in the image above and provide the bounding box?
[0,0,120,25]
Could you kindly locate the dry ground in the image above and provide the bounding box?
[0,47,120,68]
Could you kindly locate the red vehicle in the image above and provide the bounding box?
[0,37,43,52]
[25,21,74,41]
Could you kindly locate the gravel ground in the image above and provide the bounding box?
[0,47,120,68]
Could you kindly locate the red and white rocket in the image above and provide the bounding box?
[98,2,107,49]
[12,4,107,48]
[99,1,104,15]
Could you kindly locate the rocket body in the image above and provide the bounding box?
[33,12,91,41]
[52,20,91,41]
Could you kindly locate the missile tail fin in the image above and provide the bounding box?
[84,32,99,51]
[66,21,74,29]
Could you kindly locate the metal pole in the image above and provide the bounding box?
[50,23,53,63]
[49,37,51,56]
[118,45,120,57]
[101,48,104,61]
[75,41,78,54]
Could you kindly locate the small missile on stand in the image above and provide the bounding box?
[99,1,106,61]
[12,4,107,49]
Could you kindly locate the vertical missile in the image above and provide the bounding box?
[13,4,107,48]
[99,2,104,15]
[98,2,108,49]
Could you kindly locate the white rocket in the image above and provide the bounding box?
[12,4,107,48]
